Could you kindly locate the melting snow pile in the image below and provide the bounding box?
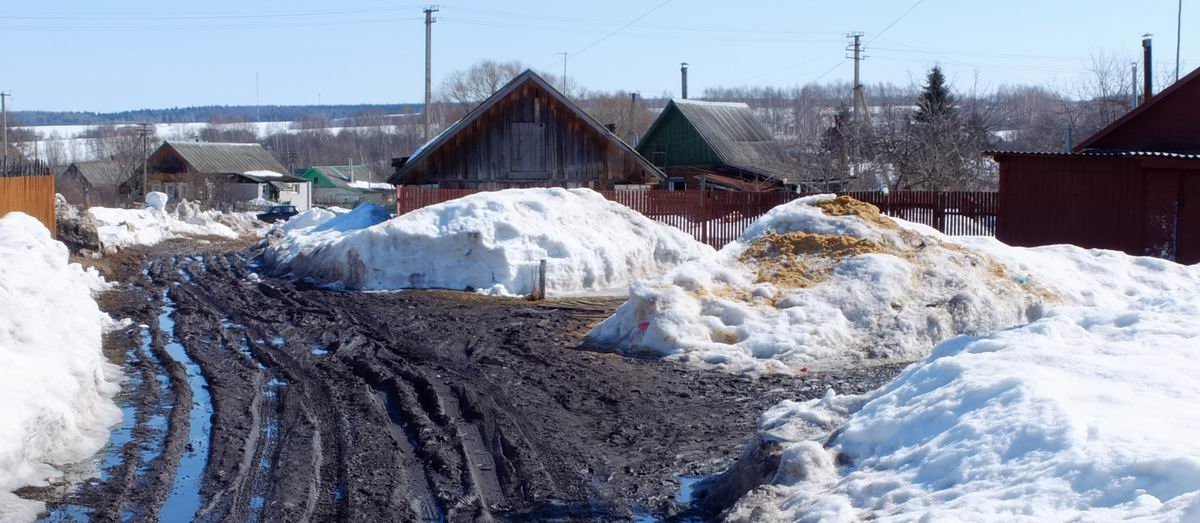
[720,243,1200,521]
[264,188,713,296]
[587,195,1045,373]
[88,192,264,251]
[0,213,121,521]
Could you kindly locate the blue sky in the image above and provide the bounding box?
[2,0,1195,112]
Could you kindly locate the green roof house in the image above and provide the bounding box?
[299,164,394,206]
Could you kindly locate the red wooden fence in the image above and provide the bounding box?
[395,187,997,248]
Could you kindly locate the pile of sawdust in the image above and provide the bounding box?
[740,231,886,288]
[815,196,900,231]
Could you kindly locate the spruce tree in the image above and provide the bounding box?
[914,66,955,123]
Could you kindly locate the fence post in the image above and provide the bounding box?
[933,191,945,233]
[528,259,547,301]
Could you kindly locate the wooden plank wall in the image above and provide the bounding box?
[395,187,997,248]
[0,175,57,238]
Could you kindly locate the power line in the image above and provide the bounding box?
[553,0,673,65]
[865,0,925,46]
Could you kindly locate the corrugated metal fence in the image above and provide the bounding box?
[396,187,997,248]
[0,175,57,238]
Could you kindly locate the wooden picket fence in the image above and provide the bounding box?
[0,175,57,238]
[395,187,997,248]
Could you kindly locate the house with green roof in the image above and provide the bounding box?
[298,164,394,206]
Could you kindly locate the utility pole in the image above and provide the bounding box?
[256,72,261,122]
[1,92,9,168]
[1177,0,1184,82]
[846,32,869,121]
[628,92,638,143]
[1132,62,1140,107]
[558,52,568,94]
[423,5,439,141]
[137,123,152,198]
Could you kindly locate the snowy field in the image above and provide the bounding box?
[87,193,264,252]
[587,195,1044,374]
[23,120,409,163]
[714,222,1200,520]
[0,213,122,520]
[264,188,713,296]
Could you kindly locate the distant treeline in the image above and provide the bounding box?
[11,103,425,126]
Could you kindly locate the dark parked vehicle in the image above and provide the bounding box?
[256,205,299,223]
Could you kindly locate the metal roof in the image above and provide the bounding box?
[986,149,1200,160]
[237,171,307,184]
[308,165,390,191]
[643,99,795,182]
[390,70,665,184]
[162,141,289,175]
[310,164,373,182]
[64,159,129,188]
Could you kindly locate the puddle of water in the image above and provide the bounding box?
[310,344,329,357]
[158,290,213,522]
[137,327,171,474]
[39,505,92,522]
[676,475,706,504]
[269,336,285,347]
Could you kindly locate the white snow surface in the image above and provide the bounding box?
[724,239,1200,522]
[88,198,264,251]
[587,195,1042,374]
[243,170,285,178]
[264,188,714,296]
[0,213,121,521]
[347,180,393,191]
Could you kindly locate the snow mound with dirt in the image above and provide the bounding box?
[88,193,264,251]
[264,188,714,296]
[0,213,122,521]
[721,242,1200,522]
[587,195,1045,374]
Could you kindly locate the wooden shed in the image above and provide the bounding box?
[389,70,663,189]
[989,67,1200,264]
[57,159,130,207]
[636,99,797,191]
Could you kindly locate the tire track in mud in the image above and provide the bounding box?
[29,240,907,521]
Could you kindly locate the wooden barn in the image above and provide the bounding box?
[57,159,130,207]
[989,67,1200,264]
[389,70,663,189]
[137,141,311,209]
[636,99,798,191]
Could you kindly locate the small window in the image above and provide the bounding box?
[667,177,686,191]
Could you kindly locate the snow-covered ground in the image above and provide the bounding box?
[722,237,1200,521]
[264,188,713,296]
[0,213,122,521]
[587,195,1044,374]
[88,193,265,252]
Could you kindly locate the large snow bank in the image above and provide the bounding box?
[265,188,713,296]
[722,242,1200,521]
[0,213,121,521]
[88,194,264,251]
[587,195,1045,373]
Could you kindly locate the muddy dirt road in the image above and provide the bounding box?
[23,240,904,522]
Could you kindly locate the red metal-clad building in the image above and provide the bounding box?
[989,67,1200,264]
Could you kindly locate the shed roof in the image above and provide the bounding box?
[162,141,289,176]
[642,99,795,182]
[307,165,391,191]
[389,70,664,184]
[65,159,129,188]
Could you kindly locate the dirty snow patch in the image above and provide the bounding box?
[88,194,265,251]
[724,241,1200,521]
[587,195,1044,374]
